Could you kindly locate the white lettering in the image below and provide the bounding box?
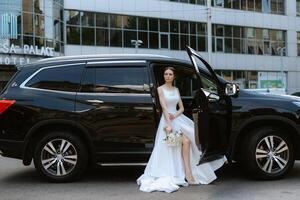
[5,57,10,65]
[10,44,16,54]
[29,45,35,54]
[26,58,30,64]
[23,45,30,54]
[48,48,54,56]
[40,46,46,56]
[12,57,17,65]
[3,44,9,53]
[19,57,25,65]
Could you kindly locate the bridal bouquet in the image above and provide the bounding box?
[163,127,183,147]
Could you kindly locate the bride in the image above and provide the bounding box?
[137,67,227,193]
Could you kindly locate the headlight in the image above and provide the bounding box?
[292,102,300,107]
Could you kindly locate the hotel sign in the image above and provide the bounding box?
[0,44,55,65]
[0,44,54,57]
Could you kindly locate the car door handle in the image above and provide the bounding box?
[192,108,203,113]
[86,99,104,104]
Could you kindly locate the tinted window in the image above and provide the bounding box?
[26,65,83,92]
[80,67,149,93]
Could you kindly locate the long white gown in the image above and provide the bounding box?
[137,87,227,193]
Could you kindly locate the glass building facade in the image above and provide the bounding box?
[66,10,287,57]
[0,0,64,53]
[212,25,286,56]
[65,10,208,51]
[168,0,285,15]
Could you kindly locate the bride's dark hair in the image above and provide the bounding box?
[163,67,176,78]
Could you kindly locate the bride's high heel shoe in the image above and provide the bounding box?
[185,175,198,185]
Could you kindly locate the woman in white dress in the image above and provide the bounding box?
[137,67,227,193]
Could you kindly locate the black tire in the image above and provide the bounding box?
[241,126,294,180]
[33,131,88,182]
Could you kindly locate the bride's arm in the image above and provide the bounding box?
[157,87,171,127]
[174,88,184,118]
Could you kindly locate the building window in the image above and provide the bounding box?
[212,0,285,15]
[213,24,286,56]
[297,0,300,16]
[297,32,300,56]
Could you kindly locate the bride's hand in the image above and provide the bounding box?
[169,113,176,121]
[165,126,172,134]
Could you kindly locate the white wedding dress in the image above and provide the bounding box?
[137,87,227,193]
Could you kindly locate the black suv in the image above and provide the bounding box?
[0,47,300,182]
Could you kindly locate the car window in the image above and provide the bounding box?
[200,73,218,94]
[25,64,83,92]
[80,67,149,93]
[175,69,199,98]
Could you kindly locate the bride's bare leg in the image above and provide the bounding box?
[182,135,196,183]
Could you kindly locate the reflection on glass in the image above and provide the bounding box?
[67,26,80,45]
[190,22,196,34]
[23,36,34,45]
[65,10,80,25]
[257,40,263,55]
[96,29,109,46]
[232,0,240,9]
[262,0,270,13]
[225,38,232,53]
[124,30,137,47]
[180,34,188,50]
[198,36,206,51]
[23,0,33,12]
[170,34,179,50]
[190,35,196,50]
[35,37,44,47]
[197,23,206,35]
[255,0,262,12]
[110,14,122,28]
[138,17,148,30]
[160,19,169,32]
[81,27,95,45]
[170,20,179,33]
[123,16,137,30]
[35,14,45,37]
[248,0,254,11]
[23,13,33,35]
[96,13,108,27]
[34,0,43,14]
[149,18,158,31]
[81,12,95,27]
[160,33,169,49]
[233,39,241,53]
[110,29,122,47]
[149,32,158,49]
[180,21,188,34]
[138,31,148,48]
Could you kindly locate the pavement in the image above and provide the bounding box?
[0,156,300,200]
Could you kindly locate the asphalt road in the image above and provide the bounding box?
[0,156,300,200]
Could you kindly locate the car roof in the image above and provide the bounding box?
[36,54,191,66]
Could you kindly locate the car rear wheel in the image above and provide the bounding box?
[242,126,294,180]
[33,131,88,182]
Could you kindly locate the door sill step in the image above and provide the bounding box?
[97,162,147,166]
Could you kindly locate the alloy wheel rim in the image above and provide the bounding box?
[41,139,78,176]
[255,135,289,174]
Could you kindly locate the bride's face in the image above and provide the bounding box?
[164,69,175,84]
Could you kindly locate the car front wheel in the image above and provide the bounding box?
[242,126,294,180]
[33,131,88,182]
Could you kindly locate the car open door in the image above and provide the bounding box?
[186,46,233,164]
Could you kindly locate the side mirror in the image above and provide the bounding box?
[225,83,239,97]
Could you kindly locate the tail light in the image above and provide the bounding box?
[0,100,16,114]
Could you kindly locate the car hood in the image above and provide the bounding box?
[238,89,300,102]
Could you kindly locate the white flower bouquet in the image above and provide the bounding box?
[163,127,183,147]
